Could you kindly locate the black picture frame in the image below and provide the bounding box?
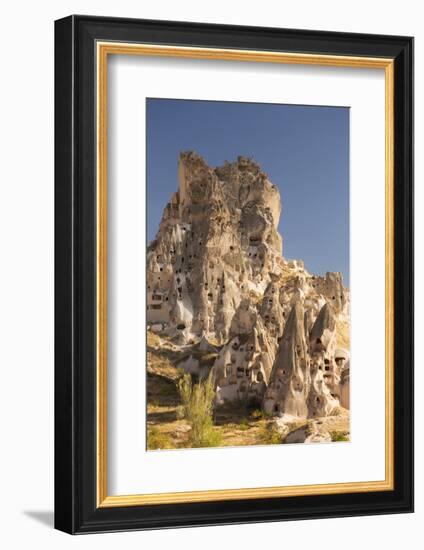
[55,14,414,534]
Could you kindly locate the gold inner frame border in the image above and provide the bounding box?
[96,42,394,508]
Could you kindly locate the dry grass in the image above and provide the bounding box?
[147,414,192,450]
[147,371,179,407]
[147,330,163,349]
[147,427,173,450]
[147,406,350,450]
[146,329,350,450]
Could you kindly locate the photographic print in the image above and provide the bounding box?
[146,98,350,450]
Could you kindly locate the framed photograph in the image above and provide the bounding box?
[54,15,414,534]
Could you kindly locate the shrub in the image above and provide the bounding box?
[330,430,349,442]
[178,372,222,448]
[251,408,264,420]
[147,427,172,450]
[258,422,282,445]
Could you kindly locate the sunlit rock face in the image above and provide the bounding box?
[307,304,340,417]
[147,151,350,418]
[263,302,311,417]
[147,151,284,343]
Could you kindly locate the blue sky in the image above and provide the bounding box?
[146,98,349,286]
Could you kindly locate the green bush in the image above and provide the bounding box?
[178,372,222,448]
[258,422,282,445]
[330,430,350,442]
[147,427,172,450]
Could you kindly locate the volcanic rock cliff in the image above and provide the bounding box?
[147,151,350,418]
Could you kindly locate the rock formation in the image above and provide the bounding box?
[147,151,350,419]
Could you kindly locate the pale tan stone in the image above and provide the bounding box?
[147,152,350,419]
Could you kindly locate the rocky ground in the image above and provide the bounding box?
[146,332,349,450]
